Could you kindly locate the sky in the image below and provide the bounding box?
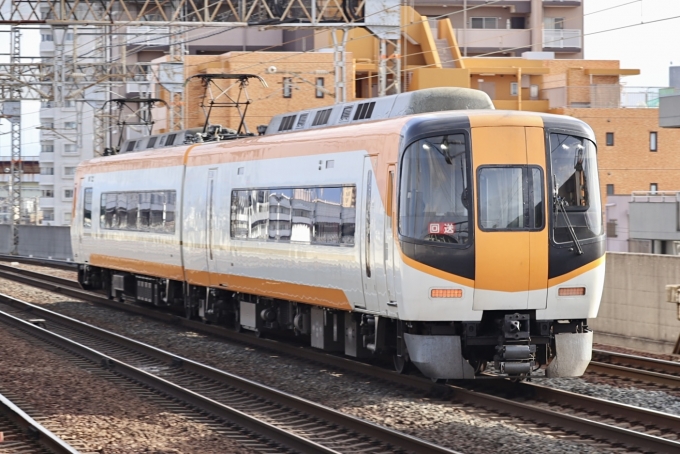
[1,0,680,157]
[584,0,680,87]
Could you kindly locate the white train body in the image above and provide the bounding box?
[72,88,605,379]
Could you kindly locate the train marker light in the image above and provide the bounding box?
[558,287,586,296]
[431,288,463,298]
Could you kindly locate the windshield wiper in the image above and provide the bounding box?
[555,196,583,255]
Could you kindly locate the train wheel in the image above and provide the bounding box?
[393,353,411,374]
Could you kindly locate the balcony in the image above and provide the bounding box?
[455,28,531,52]
[659,88,680,128]
[39,151,54,162]
[40,174,54,185]
[39,197,55,209]
[542,85,665,109]
[542,29,581,50]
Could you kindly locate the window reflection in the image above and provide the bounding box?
[399,133,469,244]
[100,190,176,234]
[83,188,92,228]
[549,133,602,242]
[230,186,356,246]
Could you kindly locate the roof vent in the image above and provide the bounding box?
[353,102,375,121]
[278,115,297,131]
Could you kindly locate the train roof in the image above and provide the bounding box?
[265,87,494,135]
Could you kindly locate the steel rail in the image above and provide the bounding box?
[0,392,80,454]
[0,255,77,271]
[0,308,354,454]
[3,266,680,452]
[588,361,680,388]
[593,349,680,378]
[0,293,460,454]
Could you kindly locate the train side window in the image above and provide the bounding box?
[139,192,151,230]
[150,192,164,230]
[83,188,92,228]
[116,193,128,229]
[126,193,139,230]
[230,186,356,246]
[165,191,176,233]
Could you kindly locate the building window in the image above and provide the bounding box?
[41,144,54,153]
[606,219,618,237]
[606,132,614,146]
[64,144,78,154]
[65,32,74,42]
[41,34,53,42]
[471,17,498,29]
[650,183,658,194]
[64,100,75,108]
[40,166,54,175]
[315,77,325,98]
[42,189,54,198]
[650,131,658,151]
[63,212,72,224]
[510,82,518,96]
[41,122,54,129]
[43,210,54,221]
[606,184,614,195]
[63,166,76,177]
[64,122,77,129]
[283,77,292,98]
[64,189,74,199]
[544,17,564,30]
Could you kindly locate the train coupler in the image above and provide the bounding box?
[494,344,536,375]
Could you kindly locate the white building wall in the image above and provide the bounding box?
[39,26,96,226]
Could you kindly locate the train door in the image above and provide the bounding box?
[384,165,397,305]
[206,169,218,281]
[472,126,548,311]
[74,177,92,258]
[359,156,380,312]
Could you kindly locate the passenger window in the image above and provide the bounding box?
[230,186,356,246]
[83,188,92,228]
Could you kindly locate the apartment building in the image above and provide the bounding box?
[413,0,583,59]
[0,160,41,224]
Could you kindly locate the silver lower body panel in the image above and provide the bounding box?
[404,333,475,379]
[546,330,593,378]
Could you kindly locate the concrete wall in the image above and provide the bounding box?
[591,252,680,353]
[0,225,72,260]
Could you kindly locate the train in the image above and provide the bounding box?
[71,87,605,380]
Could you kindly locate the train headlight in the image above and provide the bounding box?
[430,288,463,298]
[558,287,586,296]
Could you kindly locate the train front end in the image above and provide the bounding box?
[396,112,605,379]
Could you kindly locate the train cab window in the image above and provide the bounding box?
[83,188,92,228]
[399,133,470,245]
[477,166,544,231]
[549,133,602,243]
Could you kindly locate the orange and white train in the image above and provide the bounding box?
[71,87,605,379]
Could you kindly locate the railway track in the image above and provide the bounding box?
[0,292,460,454]
[0,255,76,271]
[589,349,680,388]
[0,392,79,454]
[2,264,680,453]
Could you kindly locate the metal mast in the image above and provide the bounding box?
[9,26,22,254]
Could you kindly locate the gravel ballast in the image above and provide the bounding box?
[0,272,665,454]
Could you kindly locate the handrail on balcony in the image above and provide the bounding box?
[631,191,680,202]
